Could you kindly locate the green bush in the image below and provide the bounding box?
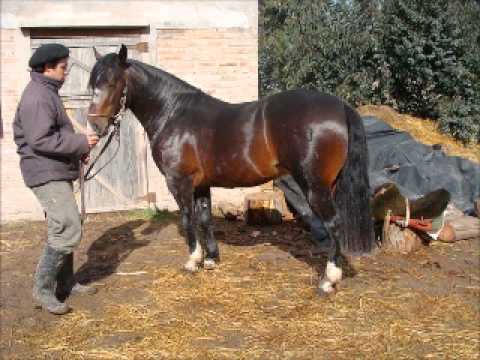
[260,0,386,105]
[437,98,480,144]
[259,0,480,143]
[383,2,470,109]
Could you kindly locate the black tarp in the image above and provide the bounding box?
[275,116,480,222]
[364,116,479,214]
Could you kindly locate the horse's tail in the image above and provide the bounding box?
[334,104,376,254]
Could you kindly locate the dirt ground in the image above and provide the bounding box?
[1,210,479,359]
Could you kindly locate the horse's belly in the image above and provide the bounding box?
[210,155,281,188]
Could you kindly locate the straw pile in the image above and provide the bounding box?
[358,105,479,163]
[3,211,479,359]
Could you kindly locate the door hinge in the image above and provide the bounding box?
[135,42,149,53]
[136,192,156,203]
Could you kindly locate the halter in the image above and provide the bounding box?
[111,85,128,126]
[87,84,128,135]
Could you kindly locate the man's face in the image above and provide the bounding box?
[43,57,69,83]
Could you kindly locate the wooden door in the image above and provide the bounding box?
[31,29,150,212]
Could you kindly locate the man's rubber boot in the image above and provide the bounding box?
[33,246,71,315]
[56,252,97,300]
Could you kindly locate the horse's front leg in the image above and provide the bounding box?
[195,187,219,270]
[166,176,203,272]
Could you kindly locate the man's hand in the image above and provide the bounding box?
[81,153,90,164]
[87,133,99,149]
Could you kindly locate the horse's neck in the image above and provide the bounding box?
[126,64,222,140]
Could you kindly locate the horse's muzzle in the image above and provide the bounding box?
[87,113,112,137]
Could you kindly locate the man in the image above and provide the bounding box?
[13,43,99,315]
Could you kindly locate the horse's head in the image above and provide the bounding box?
[87,44,129,137]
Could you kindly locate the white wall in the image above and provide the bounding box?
[1,1,257,29]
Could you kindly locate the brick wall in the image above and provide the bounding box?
[1,29,23,134]
[1,29,45,222]
[156,27,258,102]
[0,26,259,222]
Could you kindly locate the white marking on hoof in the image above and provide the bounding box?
[203,259,217,270]
[326,261,342,284]
[184,260,199,272]
[318,280,335,295]
[184,240,203,272]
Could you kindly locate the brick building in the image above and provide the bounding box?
[0,0,259,222]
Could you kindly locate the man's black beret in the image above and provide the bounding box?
[29,43,69,69]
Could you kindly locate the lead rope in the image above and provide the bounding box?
[83,122,121,181]
[80,161,86,224]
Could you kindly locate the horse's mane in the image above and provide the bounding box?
[129,59,201,96]
[89,54,213,110]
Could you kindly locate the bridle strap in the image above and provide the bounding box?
[83,122,121,181]
[79,124,120,224]
[87,85,127,127]
[80,84,127,222]
[79,162,86,224]
[113,85,128,122]
[84,84,127,179]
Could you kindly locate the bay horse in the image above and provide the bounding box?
[87,45,375,295]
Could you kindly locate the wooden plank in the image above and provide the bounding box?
[61,47,94,96]
[92,173,135,205]
[63,96,92,103]
[67,114,86,134]
[261,180,274,191]
[31,38,141,48]
[30,28,147,38]
[136,124,149,202]
[443,216,480,242]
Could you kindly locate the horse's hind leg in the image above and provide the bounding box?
[166,176,203,272]
[195,187,219,270]
[307,185,343,295]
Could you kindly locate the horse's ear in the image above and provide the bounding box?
[119,44,128,66]
[93,46,103,60]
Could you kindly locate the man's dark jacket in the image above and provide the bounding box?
[13,72,89,187]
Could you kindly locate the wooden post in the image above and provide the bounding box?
[244,190,293,225]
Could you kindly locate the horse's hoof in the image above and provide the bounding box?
[317,281,336,297]
[316,287,335,297]
[203,259,217,270]
[184,262,200,273]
